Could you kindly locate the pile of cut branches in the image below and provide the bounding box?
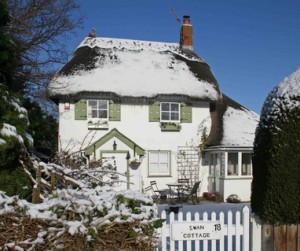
[0,213,159,250]
[0,188,163,250]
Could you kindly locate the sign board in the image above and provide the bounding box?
[171,221,223,241]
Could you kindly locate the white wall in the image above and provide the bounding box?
[58,101,211,193]
[220,177,252,202]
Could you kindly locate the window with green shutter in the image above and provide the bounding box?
[75,99,121,122]
[149,101,192,124]
[75,99,87,120]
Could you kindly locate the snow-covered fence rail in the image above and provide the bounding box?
[32,165,83,203]
[157,206,250,251]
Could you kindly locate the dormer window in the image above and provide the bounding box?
[160,102,180,122]
[87,100,108,119]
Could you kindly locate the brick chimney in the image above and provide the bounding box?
[180,15,193,51]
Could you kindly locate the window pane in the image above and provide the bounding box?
[89,100,97,107]
[99,110,107,118]
[98,100,107,109]
[149,163,159,173]
[171,112,179,121]
[159,152,168,162]
[161,112,169,120]
[149,152,159,162]
[159,163,169,173]
[171,103,179,111]
[161,103,170,111]
[242,153,252,175]
[228,153,238,175]
[91,110,98,118]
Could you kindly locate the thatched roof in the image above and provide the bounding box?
[48,37,221,102]
[207,94,259,147]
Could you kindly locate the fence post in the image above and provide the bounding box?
[32,166,42,203]
[250,213,262,251]
[51,171,56,190]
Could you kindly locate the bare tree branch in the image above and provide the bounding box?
[7,0,84,99]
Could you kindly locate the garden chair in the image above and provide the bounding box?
[150,181,168,202]
[145,185,159,202]
[177,178,189,189]
[180,181,201,204]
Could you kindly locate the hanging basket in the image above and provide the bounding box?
[130,160,141,169]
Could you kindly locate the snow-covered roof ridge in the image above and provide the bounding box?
[78,36,204,63]
[260,68,300,126]
[79,37,179,51]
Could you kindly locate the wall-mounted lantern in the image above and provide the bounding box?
[113,141,117,151]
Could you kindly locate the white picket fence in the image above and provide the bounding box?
[157,206,250,251]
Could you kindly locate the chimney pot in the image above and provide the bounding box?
[183,15,191,24]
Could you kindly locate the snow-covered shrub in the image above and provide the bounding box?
[0,187,162,250]
[251,68,300,224]
[0,85,32,198]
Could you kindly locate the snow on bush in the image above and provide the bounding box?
[252,68,300,224]
[258,68,300,131]
[0,186,161,250]
[0,157,162,250]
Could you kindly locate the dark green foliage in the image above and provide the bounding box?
[0,1,23,93]
[251,107,300,224]
[23,99,58,156]
[0,167,31,199]
[0,85,33,198]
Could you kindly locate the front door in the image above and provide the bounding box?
[101,151,129,190]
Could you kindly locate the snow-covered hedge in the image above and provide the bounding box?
[0,187,162,250]
[251,68,300,224]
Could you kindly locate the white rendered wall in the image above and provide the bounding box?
[58,101,211,193]
[219,177,252,202]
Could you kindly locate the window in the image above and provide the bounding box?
[87,100,108,119]
[148,150,171,176]
[160,102,180,122]
[227,153,238,175]
[242,153,252,175]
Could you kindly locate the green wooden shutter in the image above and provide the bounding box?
[181,103,192,123]
[75,99,87,120]
[109,101,121,121]
[149,101,160,122]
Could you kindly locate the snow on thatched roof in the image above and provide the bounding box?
[48,37,221,101]
[207,95,259,148]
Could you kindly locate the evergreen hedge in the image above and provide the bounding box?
[251,97,300,224]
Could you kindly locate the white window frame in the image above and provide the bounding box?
[160,102,180,122]
[87,100,109,120]
[241,152,252,176]
[148,150,171,177]
[224,151,253,177]
[227,152,239,176]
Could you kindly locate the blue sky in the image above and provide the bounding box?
[69,0,300,114]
